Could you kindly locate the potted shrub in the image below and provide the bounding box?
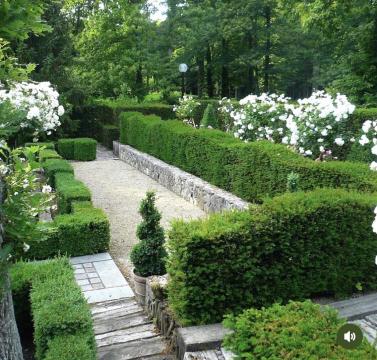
[130,191,167,305]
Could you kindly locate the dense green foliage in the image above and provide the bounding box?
[223,301,377,359]
[39,149,61,162]
[43,159,74,187]
[55,172,91,214]
[201,104,219,129]
[130,192,167,277]
[27,201,110,260]
[120,112,377,202]
[10,258,95,360]
[57,138,97,161]
[25,142,55,150]
[101,125,119,149]
[57,139,75,160]
[167,189,377,325]
[74,138,97,161]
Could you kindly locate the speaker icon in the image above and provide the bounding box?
[344,331,356,343]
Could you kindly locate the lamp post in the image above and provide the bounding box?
[179,63,188,97]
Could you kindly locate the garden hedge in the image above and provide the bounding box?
[27,201,110,259]
[223,301,377,359]
[120,112,377,202]
[350,107,377,133]
[39,149,61,162]
[57,139,75,160]
[55,172,91,214]
[101,124,120,149]
[25,142,55,150]
[57,138,97,161]
[74,138,97,161]
[167,188,377,325]
[11,258,96,360]
[43,159,74,187]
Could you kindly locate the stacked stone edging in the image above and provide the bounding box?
[114,141,249,213]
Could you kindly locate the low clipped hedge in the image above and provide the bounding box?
[167,189,377,325]
[74,138,97,161]
[120,112,377,202]
[112,103,174,120]
[55,172,91,214]
[25,142,55,150]
[27,201,110,259]
[57,138,97,161]
[39,149,61,162]
[11,258,96,360]
[57,139,75,160]
[43,159,74,187]
[101,124,120,149]
[223,301,377,359]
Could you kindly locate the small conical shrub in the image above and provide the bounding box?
[201,103,220,129]
[287,172,300,192]
[130,191,167,277]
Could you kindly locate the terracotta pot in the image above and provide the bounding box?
[133,270,147,306]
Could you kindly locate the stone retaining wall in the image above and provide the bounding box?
[114,141,249,213]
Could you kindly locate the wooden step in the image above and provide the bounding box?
[98,336,167,360]
[96,323,159,348]
[94,311,151,335]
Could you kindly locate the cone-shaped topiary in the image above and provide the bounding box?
[130,191,167,277]
[201,103,220,129]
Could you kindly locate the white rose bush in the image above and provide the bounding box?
[173,95,201,128]
[0,81,64,140]
[229,90,356,159]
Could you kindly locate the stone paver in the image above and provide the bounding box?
[72,145,206,275]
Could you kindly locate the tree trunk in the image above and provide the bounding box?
[0,180,23,360]
[206,44,214,98]
[0,274,23,360]
[221,38,230,98]
[247,32,256,94]
[263,6,272,93]
[197,56,205,98]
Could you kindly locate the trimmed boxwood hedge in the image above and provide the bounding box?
[11,258,96,360]
[39,149,61,162]
[223,301,377,359]
[55,172,91,214]
[43,159,74,187]
[74,138,97,161]
[25,142,55,150]
[167,188,377,325]
[26,201,110,259]
[57,139,75,160]
[120,112,377,202]
[101,124,120,149]
[57,138,97,161]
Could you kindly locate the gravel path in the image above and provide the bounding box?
[72,145,206,278]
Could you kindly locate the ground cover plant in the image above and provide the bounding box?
[223,301,377,359]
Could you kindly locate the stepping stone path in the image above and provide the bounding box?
[71,253,172,360]
[328,292,377,346]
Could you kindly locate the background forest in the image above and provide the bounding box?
[2,0,377,106]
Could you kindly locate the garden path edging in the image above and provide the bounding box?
[113,141,249,213]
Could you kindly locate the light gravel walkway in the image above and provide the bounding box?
[72,145,206,277]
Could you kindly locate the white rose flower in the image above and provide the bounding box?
[334,137,344,146]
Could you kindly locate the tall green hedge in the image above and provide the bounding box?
[167,189,377,325]
[11,259,96,360]
[27,201,110,260]
[119,112,377,202]
[101,124,120,149]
